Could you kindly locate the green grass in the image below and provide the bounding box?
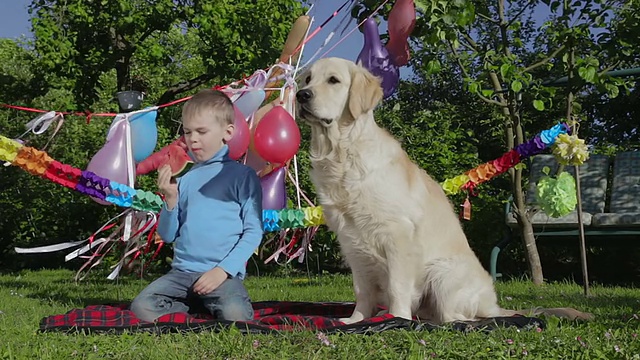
[1,269,639,359]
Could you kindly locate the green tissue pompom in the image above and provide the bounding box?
[536,171,577,218]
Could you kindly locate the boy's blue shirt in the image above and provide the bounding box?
[156,144,264,279]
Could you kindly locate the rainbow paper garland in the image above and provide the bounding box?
[441,122,584,195]
[0,134,325,230]
[1,121,586,229]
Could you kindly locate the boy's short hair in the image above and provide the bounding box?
[182,89,235,126]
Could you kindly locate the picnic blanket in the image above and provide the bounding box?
[40,301,545,334]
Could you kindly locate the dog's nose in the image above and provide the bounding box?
[296,89,313,103]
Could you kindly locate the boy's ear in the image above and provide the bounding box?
[223,123,235,143]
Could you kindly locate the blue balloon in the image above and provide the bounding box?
[233,89,266,117]
[129,109,158,163]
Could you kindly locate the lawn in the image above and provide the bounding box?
[1,269,639,359]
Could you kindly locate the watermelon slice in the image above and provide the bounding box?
[135,136,193,177]
[167,145,193,177]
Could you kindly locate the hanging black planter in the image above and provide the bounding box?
[116,91,144,112]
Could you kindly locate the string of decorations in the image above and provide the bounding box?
[0,134,325,230]
[440,122,588,195]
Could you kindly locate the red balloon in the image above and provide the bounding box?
[253,106,300,164]
[385,0,416,67]
[227,106,251,160]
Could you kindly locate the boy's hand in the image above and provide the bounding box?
[157,164,178,210]
[193,267,228,295]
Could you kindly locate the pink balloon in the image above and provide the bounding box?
[227,106,250,160]
[260,166,287,210]
[385,0,416,67]
[253,106,301,164]
[86,120,131,205]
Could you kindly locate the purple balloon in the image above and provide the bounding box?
[86,120,131,205]
[260,167,286,210]
[356,18,400,98]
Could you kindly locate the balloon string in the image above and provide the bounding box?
[292,154,302,209]
[286,169,316,207]
[291,0,354,57]
[299,0,392,72]
[297,0,357,69]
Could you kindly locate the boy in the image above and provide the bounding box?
[130,89,263,322]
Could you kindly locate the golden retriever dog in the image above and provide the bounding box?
[295,57,592,325]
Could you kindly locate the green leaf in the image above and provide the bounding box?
[586,67,596,83]
[533,99,545,111]
[426,59,441,74]
[500,64,510,79]
[606,83,620,98]
[511,80,523,93]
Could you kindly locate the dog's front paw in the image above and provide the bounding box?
[375,309,389,316]
[339,317,361,324]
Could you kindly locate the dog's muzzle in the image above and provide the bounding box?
[296,89,313,104]
[296,89,333,125]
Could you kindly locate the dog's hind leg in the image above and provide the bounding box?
[420,256,499,324]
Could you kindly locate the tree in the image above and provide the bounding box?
[29,0,306,108]
[355,0,636,284]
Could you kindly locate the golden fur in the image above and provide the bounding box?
[295,57,592,324]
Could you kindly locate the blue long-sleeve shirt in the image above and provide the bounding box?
[156,144,263,279]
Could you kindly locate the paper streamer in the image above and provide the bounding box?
[441,122,584,195]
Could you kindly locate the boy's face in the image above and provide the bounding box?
[182,112,235,163]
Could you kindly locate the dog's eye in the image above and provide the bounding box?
[328,76,340,84]
[305,76,311,84]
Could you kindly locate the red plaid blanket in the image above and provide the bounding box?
[40,301,545,334]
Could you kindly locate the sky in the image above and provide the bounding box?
[0,1,551,81]
[0,1,412,80]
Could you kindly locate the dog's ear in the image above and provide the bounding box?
[348,66,383,119]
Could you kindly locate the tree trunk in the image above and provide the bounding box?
[513,167,544,284]
[511,106,544,285]
[111,27,132,92]
[115,56,131,92]
[487,70,545,284]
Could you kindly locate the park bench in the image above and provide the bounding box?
[490,151,640,281]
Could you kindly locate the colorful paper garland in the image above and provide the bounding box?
[0,134,324,231]
[1,121,586,230]
[441,123,582,195]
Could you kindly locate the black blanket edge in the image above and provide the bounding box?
[39,316,546,336]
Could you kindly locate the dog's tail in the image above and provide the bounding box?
[500,307,594,321]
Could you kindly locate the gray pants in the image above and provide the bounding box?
[130,268,253,322]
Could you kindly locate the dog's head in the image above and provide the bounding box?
[295,57,383,128]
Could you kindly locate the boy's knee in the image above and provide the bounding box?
[130,297,158,323]
[220,299,254,321]
[130,294,180,323]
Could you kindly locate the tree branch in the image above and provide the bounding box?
[460,32,480,52]
[523,44,567,72]
[506,0,536,28]
[136,27,157,46]
[156,73,217,107]
[477,11,499,24]
[599,60,621,77]
[497,0,513,58]
[447,40,506,107]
